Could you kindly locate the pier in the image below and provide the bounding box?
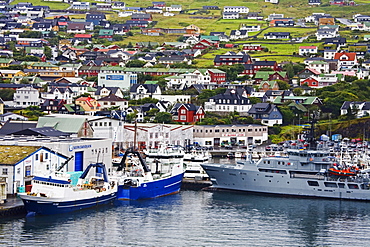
[0,197,26,218]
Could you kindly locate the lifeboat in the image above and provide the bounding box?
[328,167,358,177]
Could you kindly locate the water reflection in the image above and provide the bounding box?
[1,191,370,246]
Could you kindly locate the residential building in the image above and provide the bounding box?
[334,51,357,69]
[97,94,128,110]
[204,89,252,115]
[170,103,205,123]
[214,53,252,66]
[193,124,268,146]
[13,86,40,108]
[223,6,249,13]
[264,32,290,39]
[341,101,370,118]
[248,103,283,126]
[299,46,318,56]
[75,96,100,114]
[129,84,161,100]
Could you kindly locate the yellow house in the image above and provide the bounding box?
[0,70,26,79]
[0,98,4,115]
[75,97,100,112]
[0,58,14,67]
[59,39,72,50]
[186,24,201,34]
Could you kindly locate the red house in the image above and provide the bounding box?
[170,103,205,123]
[208,69,226,84]
[301,77,319,87]
[214,54,252,67]
[240,60,279,76]
[192,39,219,50]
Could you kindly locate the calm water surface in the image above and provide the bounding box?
[1,190,370,246]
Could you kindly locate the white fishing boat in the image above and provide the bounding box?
[19,163,117,216]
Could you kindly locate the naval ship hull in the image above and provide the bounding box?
[201,163,370,201]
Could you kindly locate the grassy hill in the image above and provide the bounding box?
[270,117,370,143]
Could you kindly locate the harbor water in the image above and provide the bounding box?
[2,190,370,246]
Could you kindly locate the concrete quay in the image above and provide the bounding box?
[0,197,26,218]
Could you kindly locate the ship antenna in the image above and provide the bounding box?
[303,113,317,150]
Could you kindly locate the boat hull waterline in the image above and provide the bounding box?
[117,173,184,200]
[21,192,116,215]
[201,163,370,201]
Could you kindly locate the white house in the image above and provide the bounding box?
[316,28,338,40]
[152,95,191,104]
[13,87,40,108]
[121,123,193,148]
[193,124,268,147]
[240,24,260,32]
[40,87,75,104]
[165,70,211,90]
[324,49,337,59]
[334,52,357,69]
[265,0,279,3]
[307,60,330,73]
[97,94,128,110]
[71,2,90,10]
[166,5,182,12]
[204,89,252,115]
[129,84,161,100]
[299,46,318,56]
[223,6,249,13]
[341,101,370,118]
[223,12,240,19]
[267,13,284,21]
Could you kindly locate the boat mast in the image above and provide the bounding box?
[133,120,137,151]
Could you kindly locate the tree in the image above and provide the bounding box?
[0,89,15,101]
[218,64,245,82]
[293,63,305,75]
[126,60,146,68]
[293,88,303,96]
[277,80,290,90]
[249,97,262,104]
[238,116,255,124]
[259,67,274,71]
[112,35,124,41]
[146,108,159,116]
[344,75,358,82]
[154,112,173,123]
[19,31,42,38]
[126,112,137,123]
[15,106,46,121]
[44,46,52,60]
[283,63,295,79]
[278,105,295,125]
[14,55,40,62]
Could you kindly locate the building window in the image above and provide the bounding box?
[36,154,39,160]
[2,168,7,175]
